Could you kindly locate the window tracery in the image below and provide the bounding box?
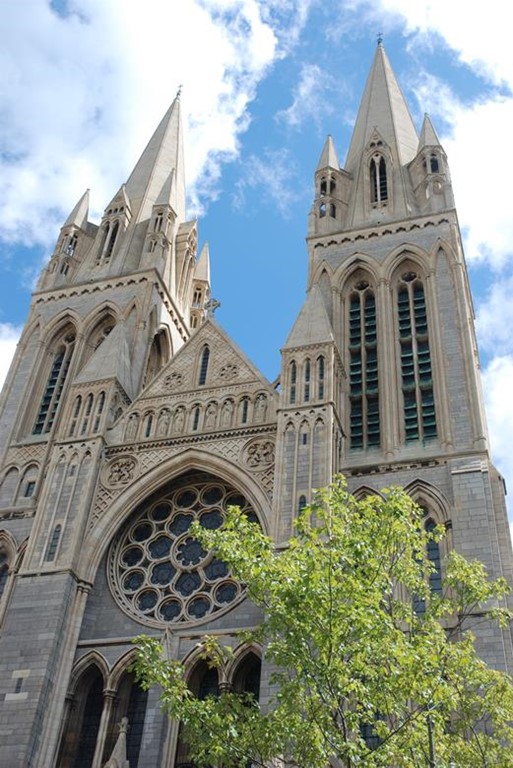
[369,153,388,206]
[33,327,76,435]
[397,270,436,442]
[108,473,258,628]
[348,280,380,449]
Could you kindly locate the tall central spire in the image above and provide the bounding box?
[344,43,418,174]
[125,92,186,223]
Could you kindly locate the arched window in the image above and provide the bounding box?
[298,495,307,513]
[69,395,82,437]
[45,524,62,562]
[320,177,327,196]
[304,359,311,402]
[103,671,148,767]
[144,329,170,386]
[240,396,249,424]
[198,345,210,386]
[144,413,154,438]
[330,203,336,218]
[192,406,201,431]
[232,652,261,699]
[425,518,442,597]
[33,328,76,435]
[18,464,38,501]
[348,281,380,449]
[370,155,388,205]
[317,356,325,399]
[414,515,443,615]
[290,361,297,404]
[0,549,10,603]
[57,665,104,768]
[430,154,439,173]
[319,202,327,218]
[397,270,436,443]
[57,664,148,768]
[93,391,105,432]
[103,220,119,262]
[81,393,94,435]
[176,661,220,768]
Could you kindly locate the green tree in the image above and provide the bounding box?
[133,477,513,767]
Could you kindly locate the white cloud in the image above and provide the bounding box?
[233,148,301,216]
[476,274,513,356]
[276,63,335,129]
[0,324,21,390]
[482,356,513,521]
[0,0,311,246]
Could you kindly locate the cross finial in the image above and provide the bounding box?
[205,298,221,317]
[176,84,183,99]
[377,32,383,45]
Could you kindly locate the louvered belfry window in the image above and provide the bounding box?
[33,331,75,435]
[349,281,380,449]
[398,271,437,442]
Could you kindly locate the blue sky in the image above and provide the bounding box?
[1,0,513,515]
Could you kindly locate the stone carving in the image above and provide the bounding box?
[218,363,239,380]
[156,409,171,436]
[125,413,139,442]
[172,406,186,434]
[244,439,275,469]
[205,402,217,429]
[164,371,184,388]
[105,457,137,487]
[221,399,234,427]
[254,393,268,422]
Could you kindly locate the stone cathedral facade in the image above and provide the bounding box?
[0,44,512,767]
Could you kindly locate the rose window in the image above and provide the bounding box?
[108,473,258,627]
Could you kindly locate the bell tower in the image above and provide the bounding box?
[288,41,513,668]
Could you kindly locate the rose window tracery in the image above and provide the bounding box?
[108,473,257,627]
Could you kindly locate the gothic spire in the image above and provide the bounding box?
[317,135,340,171]
[418,113,442,150]
[195,242,211,283]
[63,189,90,230]
[344,43,418,174]
[124,92,186,224]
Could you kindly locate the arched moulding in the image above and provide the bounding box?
[107,471,260,629]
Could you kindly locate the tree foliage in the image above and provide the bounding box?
[133,477,513,767]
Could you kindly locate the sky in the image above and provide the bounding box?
[1,0,513,521]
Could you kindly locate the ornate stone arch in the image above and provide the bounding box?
[82,449,272,584]
[68,651,109,696]
[334,255,379,294]
[351,484,385,502]
[383,245,431,284]
[403,479,450,525]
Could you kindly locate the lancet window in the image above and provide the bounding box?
[33,328,76,435]
[304,358,311,402]
[397,270,436,442]
[57,664,147,768]
[198,345,210,386]
[370,155,388,205]
[316,355,325,400]
[348,281,380,449]
[413,513,443,614]
[289,361,297,404]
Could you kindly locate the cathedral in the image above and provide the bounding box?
[0,43,512,767]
